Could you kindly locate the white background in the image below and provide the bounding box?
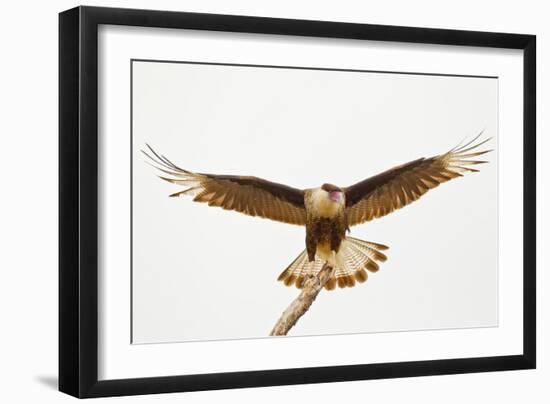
[131,60,498,343]
[0,0,547,403]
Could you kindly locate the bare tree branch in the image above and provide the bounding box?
[270,263,335,336]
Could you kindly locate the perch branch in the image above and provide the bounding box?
[270,262,335,336]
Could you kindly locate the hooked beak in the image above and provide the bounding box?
[329,191,343,203]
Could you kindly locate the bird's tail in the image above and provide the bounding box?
[277,237,389,291]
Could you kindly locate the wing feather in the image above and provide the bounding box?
[143,145,307,225]
[345,134,491,227]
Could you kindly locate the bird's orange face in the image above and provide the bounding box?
[329,191,343,203]
[321,183,344,204]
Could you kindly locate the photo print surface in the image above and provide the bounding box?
[131,60,498,344]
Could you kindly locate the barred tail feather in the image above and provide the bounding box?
[277,237,389,291]
[277,250,324,289]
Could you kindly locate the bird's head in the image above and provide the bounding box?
[321,183,345,205]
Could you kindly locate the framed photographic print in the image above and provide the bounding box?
[59,6,536,398]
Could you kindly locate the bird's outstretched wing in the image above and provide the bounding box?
[143,145,307,225]
[344,133,492,227]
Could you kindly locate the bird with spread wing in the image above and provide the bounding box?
[143,133,491,291]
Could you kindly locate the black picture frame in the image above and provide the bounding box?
[59,5,536,398]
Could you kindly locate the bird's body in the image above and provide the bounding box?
[280,185,388,290]
[304,185,347,262]
[144,133,490,290]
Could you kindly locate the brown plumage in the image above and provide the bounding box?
[344,136,491,226]
[143,132,491,290]
[144,145,307,225]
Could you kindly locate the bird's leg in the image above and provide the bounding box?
[328,250,337,269]
[325,251,337,280]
